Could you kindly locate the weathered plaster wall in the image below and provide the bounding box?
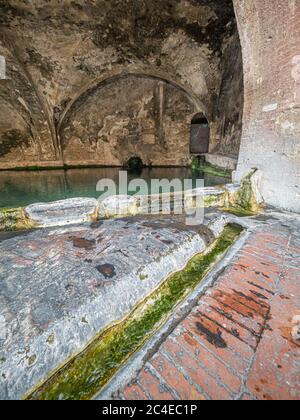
[61,75,196,166]
[0,35,60,168]
[210,32,244,156]
[233,0,300,213]
[0,0,242,168]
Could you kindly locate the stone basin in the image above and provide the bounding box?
[25,198,98,228]
[0,213,229,399]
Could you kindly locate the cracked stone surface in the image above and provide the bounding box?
[0,212,227,400]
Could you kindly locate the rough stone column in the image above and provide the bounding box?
[233,0,300,212]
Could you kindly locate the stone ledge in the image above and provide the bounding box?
[22,188,228,229]
[99,195,138,218]
[205,153,238,171]
[2,171,263,232]
[25,198,98,228]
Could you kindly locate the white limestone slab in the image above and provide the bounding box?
[25,198,98,227]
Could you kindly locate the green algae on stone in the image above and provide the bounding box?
[0,165,63,172]
[47,335,55,345]
[204,193,225,208]
[222,207,257,218]
[26,223,243,401]
[27,355,37,366]
[224,169,262,214]
[139,274,149,281]
[235,169,259,212]
[0,207,34,232]
[191,157,232,179]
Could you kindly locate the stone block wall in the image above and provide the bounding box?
[234,0,300,212]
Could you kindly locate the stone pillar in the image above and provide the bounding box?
[155,81,166,148]
[233,0,300,212]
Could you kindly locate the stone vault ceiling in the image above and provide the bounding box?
[0,0,242,167]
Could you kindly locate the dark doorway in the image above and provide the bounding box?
[190,114,210,154]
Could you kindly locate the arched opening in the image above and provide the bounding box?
[190,113,210,155]
[59,74,201,167]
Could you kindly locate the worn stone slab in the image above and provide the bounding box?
[25,198,98,227]
[0,213,228,400]
[136,187,226,214]
[99,195,138,218]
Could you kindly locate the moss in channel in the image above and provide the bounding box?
[26,223,243,401]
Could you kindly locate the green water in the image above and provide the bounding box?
[0,167,229,208]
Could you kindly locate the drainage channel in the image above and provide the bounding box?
[25,223,243,401]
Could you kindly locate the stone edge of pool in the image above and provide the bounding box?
[0,172,263,232]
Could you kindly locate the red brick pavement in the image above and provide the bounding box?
[119,226,300,400]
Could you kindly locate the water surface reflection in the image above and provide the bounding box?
[0,167,229,208]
